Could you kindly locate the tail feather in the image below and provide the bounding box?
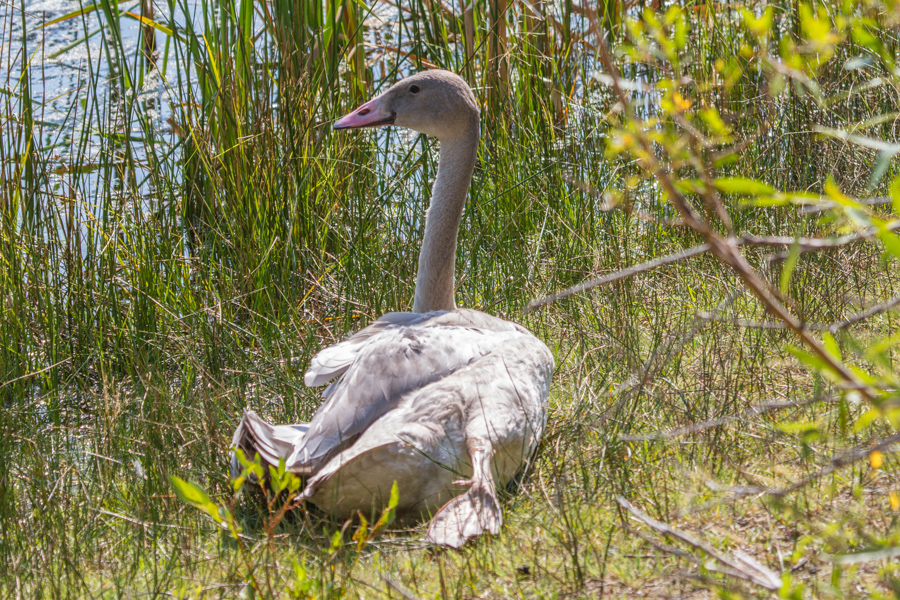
[230,411,308,479]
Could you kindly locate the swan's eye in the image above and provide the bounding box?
[410,84,420,94]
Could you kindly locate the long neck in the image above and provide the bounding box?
[412,124,479,313]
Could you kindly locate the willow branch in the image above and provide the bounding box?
[592,36,875,402]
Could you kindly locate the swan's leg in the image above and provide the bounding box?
[424,437,502,548]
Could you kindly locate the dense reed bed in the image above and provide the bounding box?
[2,0,900,596]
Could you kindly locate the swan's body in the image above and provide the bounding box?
[231,70,554,547]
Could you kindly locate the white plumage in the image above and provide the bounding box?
[231,70,554,548]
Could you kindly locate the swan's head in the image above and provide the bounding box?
[334,70,479,140]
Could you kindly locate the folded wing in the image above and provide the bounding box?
[289,309,526,473]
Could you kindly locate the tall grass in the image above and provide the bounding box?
[1,0,899,596]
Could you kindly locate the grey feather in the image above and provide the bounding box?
[229,411,308,479]
[293,309,525,472]
[230,70,555,547]
[304,312,425,387]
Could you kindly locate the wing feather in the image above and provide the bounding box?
[304,312,426,387]
[230,410,309,477]
[292,309,526,473]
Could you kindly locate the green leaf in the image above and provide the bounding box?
[864,331,900,361]
[713,151,739,168]
[353,513,369,550]
[122,11,184,41]
[891,175,900,216]
[783,421,819,437]
[851,22,883,56]
[388,480,399,511]
[36,3,99,29]
[742,7,773,38]
[822,332,841,360]
[799,3,831,43]
[373,481,399,531]
[231,448,263,491]
[171,476,224,522]
[854,408,881,432]
[775,420,823,444]
[269,465,284,495]
[204,503,222,522]
[877,229,900,259]
[780,239,801,294]
[849,365,877,386]
[700,108,729,137]
[674,179,705,194]
[741,195,790,208]
[844,206,871,228]
[713,177,775,195]
[785,345,840,383]
[170,475,212,508]
[824,178,851,204]
[674,12,688,49]
[328,529,343,555]
[291,558,313,595]
[870,149,896,191]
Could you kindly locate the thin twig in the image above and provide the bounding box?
[526,244,710,312]
[0,358,71,390]
[829,294,900,331]
[680,432,900,517]
[382,576,420,600]
[742,222,900,250]
[832,546,900,565]
[694,314,795,330]
[631,528,700,563]
[800,196,891,214]
[97,508,185,530]
[697,293,900,333]
[527,224,900,313]
[616,497,782,591]
[619,397,839,442]
[770,432,900,498]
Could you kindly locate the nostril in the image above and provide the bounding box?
[358,108,370,116]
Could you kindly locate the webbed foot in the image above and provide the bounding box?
[424,438,502,548]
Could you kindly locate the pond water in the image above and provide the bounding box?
[3,0,409,172]
[1,0,428,243]
[2,0,614,246]
[5,0,176,142]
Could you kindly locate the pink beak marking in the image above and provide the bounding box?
[333,94,395,130]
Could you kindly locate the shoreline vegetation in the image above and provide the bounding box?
[2,0,900,597]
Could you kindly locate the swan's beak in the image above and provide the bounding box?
[333,94,396,130]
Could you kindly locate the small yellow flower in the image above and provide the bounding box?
[870,450,883,470]
[890,491,899,511]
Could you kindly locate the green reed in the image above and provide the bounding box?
[1,0,899,596]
